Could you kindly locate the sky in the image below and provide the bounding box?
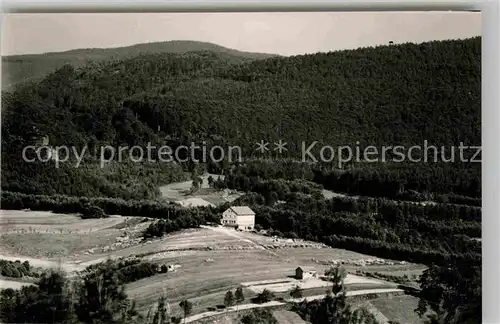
[1,12,481,56]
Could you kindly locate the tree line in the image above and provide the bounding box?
[0,259,37,278]
[83,258,167,284]
[1,190,221,222]
[221,171,481,220]
[225,160,480,205]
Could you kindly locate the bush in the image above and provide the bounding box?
[253,289,275,304]
[80,204,107,219]
[84,259,162,284]
[171,316,182,324]
[240,309,278,324]
[0,259,35,278]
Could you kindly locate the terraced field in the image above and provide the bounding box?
[0,209,425,323]
[273,310,307,324]
[0,210,152,260]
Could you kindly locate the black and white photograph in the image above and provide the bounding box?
[1,11,482,324]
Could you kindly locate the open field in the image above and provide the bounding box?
[0,209,152,260]
[123,227,420,316]
[0,210,128,232]
[159,174,243,206]
[241,274,392,294]
[1,209,424,322]
[356,301,391,324]
[272,310,308,324]
[0,278,35,290]
[368,295,427,324]
[185,289,405,324]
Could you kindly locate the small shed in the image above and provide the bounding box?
[295,266,317,280]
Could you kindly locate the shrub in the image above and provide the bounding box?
[80,204,107,219]
[253,289,275,304]
[240,309,278,324]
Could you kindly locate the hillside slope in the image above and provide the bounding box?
[1,37,481,199]
[2,40,277,89]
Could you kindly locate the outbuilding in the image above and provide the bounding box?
[295,266,317,280]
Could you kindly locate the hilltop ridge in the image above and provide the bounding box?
[2,40,278,89]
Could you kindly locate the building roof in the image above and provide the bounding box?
[296,266,317,272]
[229,206,255,215]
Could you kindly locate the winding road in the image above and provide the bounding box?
[184,288,404,323]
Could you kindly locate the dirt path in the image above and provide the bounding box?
[0,254,83,272]
[184,288,403,323]
[243,274,393,294]
[0,278,35,290]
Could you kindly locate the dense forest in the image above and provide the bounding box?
[2,37,481,201]
[0,38,482,323]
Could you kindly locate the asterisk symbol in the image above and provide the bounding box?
[255,140,269,154]
[273,139,288,154]
[256,140,269,153]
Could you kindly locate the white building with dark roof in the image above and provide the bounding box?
[221,206,255,230]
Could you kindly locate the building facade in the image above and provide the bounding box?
[221,206,255,230]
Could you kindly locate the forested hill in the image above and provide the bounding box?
[2,40,277,89]
[1,37,481,199]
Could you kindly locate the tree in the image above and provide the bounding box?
[224,291,234,310]
[146,295,170,324]
[290,285,303,299]
[190,181,198,193]
[76,259,138,324]
[326,265,349,322]
[81,204,107,219]
[207,175,214,188]
[346,308,382,324]
[255,289,275,303]
[235,286,245,304]
[33,271,76,324]
[240,308,278,324]
[189,169,203,194]
[416,259,481,324]
[234,286,245,313]
[292,265,366,324]
[325,266,347,286]
[178,299,192,324]
[171,317,182,324]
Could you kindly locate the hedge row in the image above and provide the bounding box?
[84,258,167,284]
[1,191,221,223]
[0,260,36,278]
